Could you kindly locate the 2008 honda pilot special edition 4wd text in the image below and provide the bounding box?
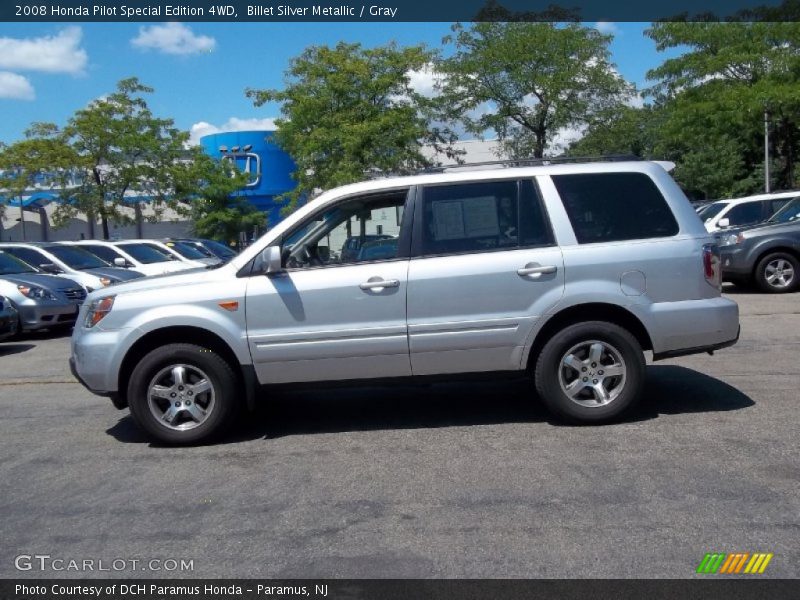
[70,159,740,444]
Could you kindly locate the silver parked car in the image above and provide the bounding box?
[0,250,87,332]
[71,159,740,444]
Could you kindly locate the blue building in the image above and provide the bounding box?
[199,130,298,228]
[1,129,299,241]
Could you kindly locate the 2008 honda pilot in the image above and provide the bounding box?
[70,160,740,444]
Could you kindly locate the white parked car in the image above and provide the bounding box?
[697,191,799,232]
[0,242,143,292]
[140,239,220,267]
[66,241,196,277]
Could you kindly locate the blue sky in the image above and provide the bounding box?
[0,22,678,145]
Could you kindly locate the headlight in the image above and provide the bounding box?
[99,277,112,287]
[17,285,56,300]
[84,295,115,328]
[718,233,744,247]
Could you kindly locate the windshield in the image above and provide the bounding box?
[767,197,800,223]
[79,245,124,263]
[163,241,208,260]
[199,240,237,259]
[697,202,728,221]
[46,245,109,270]
[0,251,37,275]
[117,243,173,264]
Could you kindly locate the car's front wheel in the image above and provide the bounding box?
[754,252,799,293]
[534,321,645,424]
[127,343,239,444]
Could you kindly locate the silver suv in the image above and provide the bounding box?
[70,160,740,444]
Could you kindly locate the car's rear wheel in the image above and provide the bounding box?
[754,252,799,293]
[534,321,645,424]
[127,343,239,444]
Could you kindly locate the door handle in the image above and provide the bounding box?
[517,264,557,278]
[359,278,400,290]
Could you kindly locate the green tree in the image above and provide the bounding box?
[568,105,656,158]
[0,126,76,240]
[646,21,800,194]
[436,22,632,158]
[174,150,266,244]
[57,77,190,239]
[247,42,446,211]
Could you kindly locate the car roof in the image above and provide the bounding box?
[316,160,667,197]
[719,190,800,205]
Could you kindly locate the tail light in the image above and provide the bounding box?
[702,244,721,290]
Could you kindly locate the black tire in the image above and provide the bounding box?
[754,252,799,293]
[127,343,240,445]
[534,321,645,424]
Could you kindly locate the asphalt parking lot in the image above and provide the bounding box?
[0,286,797,579]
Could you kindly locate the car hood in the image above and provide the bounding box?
[83,267,145,281]
[86,265,211,298]
[724,220,800,239]
[0,272,83,291]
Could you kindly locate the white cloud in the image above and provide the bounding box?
[0,27,87,74]
[131,23,216,56]
[406,65,444,98]
[627,93,645,108]
[188,117,279,145]
[594,22,618,35]
[0,72,35,100]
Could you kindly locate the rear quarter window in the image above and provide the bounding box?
[552,172,679,244]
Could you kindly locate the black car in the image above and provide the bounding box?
[0,295,19,341]
[718,197,800,293]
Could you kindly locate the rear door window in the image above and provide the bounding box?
[418,179,553,256]
[551,172,679,243]
[725,202,767,227]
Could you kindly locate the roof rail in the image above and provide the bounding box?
[419,154,643,174]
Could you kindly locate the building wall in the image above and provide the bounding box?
[0,204,191,242]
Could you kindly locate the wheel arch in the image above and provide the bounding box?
[750,245,800,277]
[525,303,653,370]
[117,326,256,410]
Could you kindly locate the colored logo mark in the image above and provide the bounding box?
[696,553,774,574]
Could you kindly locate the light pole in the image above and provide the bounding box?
[764,107,771,194]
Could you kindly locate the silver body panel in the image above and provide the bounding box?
[71,161,740,395]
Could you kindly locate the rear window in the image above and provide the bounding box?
[419,179,553,256]
[552,172,679,244]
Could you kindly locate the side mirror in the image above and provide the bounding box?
[717,218,730,228]
[260,246,283,275]
[113,258,128,268]
[39,263,61,274]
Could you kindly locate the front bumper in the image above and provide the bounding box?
[0,307,19,341]
[70,325,132,395]
[18,302,79,331]
[719,246,752,278]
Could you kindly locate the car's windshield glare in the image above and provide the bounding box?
[164,241,208,260]
[697,202,728,221]
[768,197,800,223]
[117,243,173,264]
[0,251,37,275]
[46,246,109,270]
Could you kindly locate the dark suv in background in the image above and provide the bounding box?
[718,197,800,292]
